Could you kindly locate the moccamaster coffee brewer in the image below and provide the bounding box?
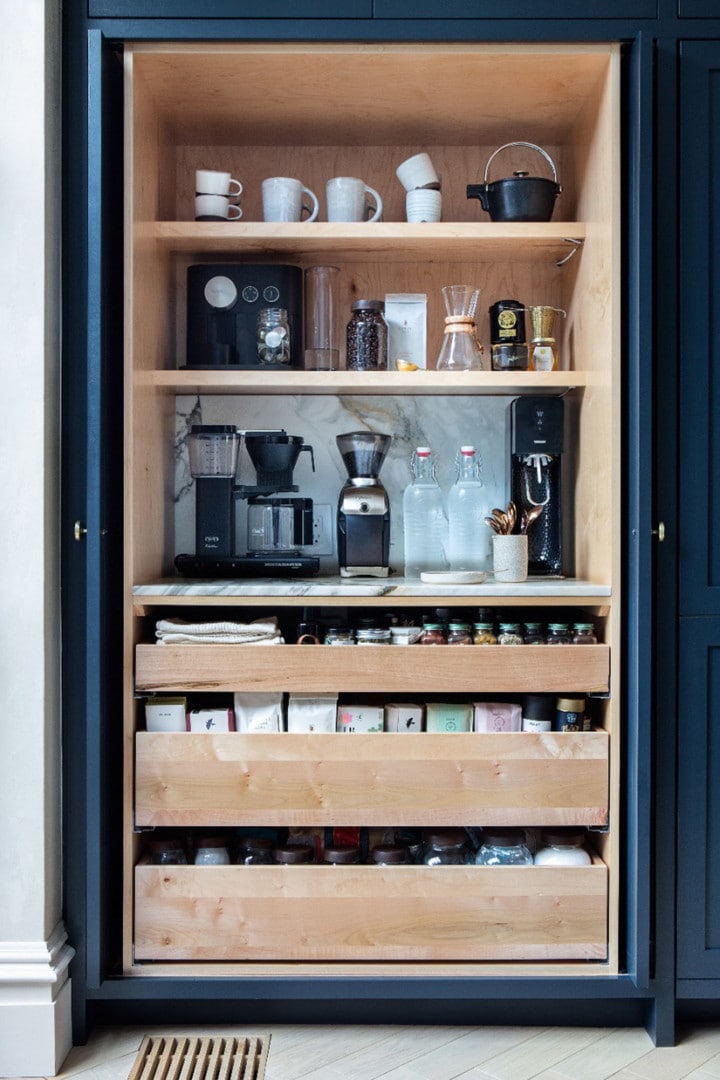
[336,432,392,577]
[510,396,564,575]
[185,264,303,369]
[175,426,319,577]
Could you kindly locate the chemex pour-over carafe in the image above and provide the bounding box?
[436,284,486,370]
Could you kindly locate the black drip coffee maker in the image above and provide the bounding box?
[175,426,319,577]
[336,431,392,577]
[510,397,564,575]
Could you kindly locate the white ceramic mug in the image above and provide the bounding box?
[326,176,383,223]
[194,194,243,220]
[406,188,442,222]
[492,534,529,583]
[396,152,441,192]
[262,176,319,222]
[195,169,243,198]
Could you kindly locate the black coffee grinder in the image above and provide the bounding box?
[336,432,392,577]
[175,426,319,577]
[510,397,564,575]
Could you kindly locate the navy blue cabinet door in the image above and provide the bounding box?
[677,40,720,985]
[374,0,657,15]
[89,0,371,15]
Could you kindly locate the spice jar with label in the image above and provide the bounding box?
[473,621,497,645]
[346,300,388,370]
[534,828,592,866]
[474,827,533,866]
[420,621,447,645]
[447,621,473,644]
[498,622,524,645]
[572,622,598,645]
[194,837,231,865]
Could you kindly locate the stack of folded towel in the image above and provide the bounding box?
[155,616,284,645]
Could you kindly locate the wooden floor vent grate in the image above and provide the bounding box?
[128,1035,270,1080]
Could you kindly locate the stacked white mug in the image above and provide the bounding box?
[195,169,243,221]
[396,152,442,222]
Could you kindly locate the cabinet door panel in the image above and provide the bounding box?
[374,0,656,16]
[89,0,370,16]
[676,617,720,978]
[679,41,720,615]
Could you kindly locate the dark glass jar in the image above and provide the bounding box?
[447,621,473,644]
[546,622,572,645]
[346,300,388,370]
[420,829,469,865]
[523,622,545,645]
[148,838,187,865]
[572,622,598,644]
[322,844,361,865]
[272,844,314,864]
[371,844,412,866]
[236,837,274,865]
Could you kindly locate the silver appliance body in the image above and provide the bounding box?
[337,478,391,577]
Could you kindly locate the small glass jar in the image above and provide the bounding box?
[473,622,497,645]
[148,838,187,865]
[534,828,591,866]
[572,622,598,645]
[256,307,291,365]
[355,628,392,645]
[498,622,524,645]
[324,627,355,645]
[194,837,230,865]
[346,300,388,371]
[447,621,473,645]
[420,830,470,865]
[554,695,587,732]
[273,844,314,864]
[420,622,447,645]
[371,844,412,866]
[474,828,533,866]
[523,622,546,645]
[236,837,274,865]
[546,622,572,645]
[322,844,361,865]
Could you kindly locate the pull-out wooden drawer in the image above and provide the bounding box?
[134,860,608,963]
[135,643,610,695]
[135,731,609,827]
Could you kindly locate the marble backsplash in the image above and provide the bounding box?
[174,393,512,574]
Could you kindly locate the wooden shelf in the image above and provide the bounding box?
[135,731,610,828]
[134,859,608,963]
[139,221,585,264]
[141,368,585,396]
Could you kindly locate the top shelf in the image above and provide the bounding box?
[139,222,586,264]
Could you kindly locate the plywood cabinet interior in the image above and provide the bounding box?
[124,42,621,977]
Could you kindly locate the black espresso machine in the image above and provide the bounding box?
[175,426,319,577]
[185,264,303,369]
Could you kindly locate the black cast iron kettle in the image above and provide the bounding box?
[467,141,562,222]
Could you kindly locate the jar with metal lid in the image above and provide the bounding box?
[572,622,598,645]
[498,622,524,645]
[194,837,230,865]
[420,830,470,865]
[523,622,545,645]
[256,307,291,365]
[546,622,571,645]
[534,828,591,866]
[554,695,587,732]
[355,628,392,645]
[371,844,412,866]
[474,828,533,866]
[322,844,361,865]
[273,844,314,864]
[447,621,473,645]
[473,622,497,645]
[420,621,447,645]
[346,300,388,371]
[148,838,187,865]
[236,837,274,865]
[324,627,355,645]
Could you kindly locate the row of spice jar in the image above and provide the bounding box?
[146,826,594,868]
[319,620,597,645]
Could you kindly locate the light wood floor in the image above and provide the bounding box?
[19,1022,720,1080]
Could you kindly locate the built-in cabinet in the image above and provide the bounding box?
[124,42,621,977]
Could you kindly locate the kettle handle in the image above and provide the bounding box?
[483,141,559,186]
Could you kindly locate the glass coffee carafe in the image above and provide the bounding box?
[436,284,486,370]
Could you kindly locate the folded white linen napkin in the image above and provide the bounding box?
[155,616,284,645]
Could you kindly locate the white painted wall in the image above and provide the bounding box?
[0,0,73,1073]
